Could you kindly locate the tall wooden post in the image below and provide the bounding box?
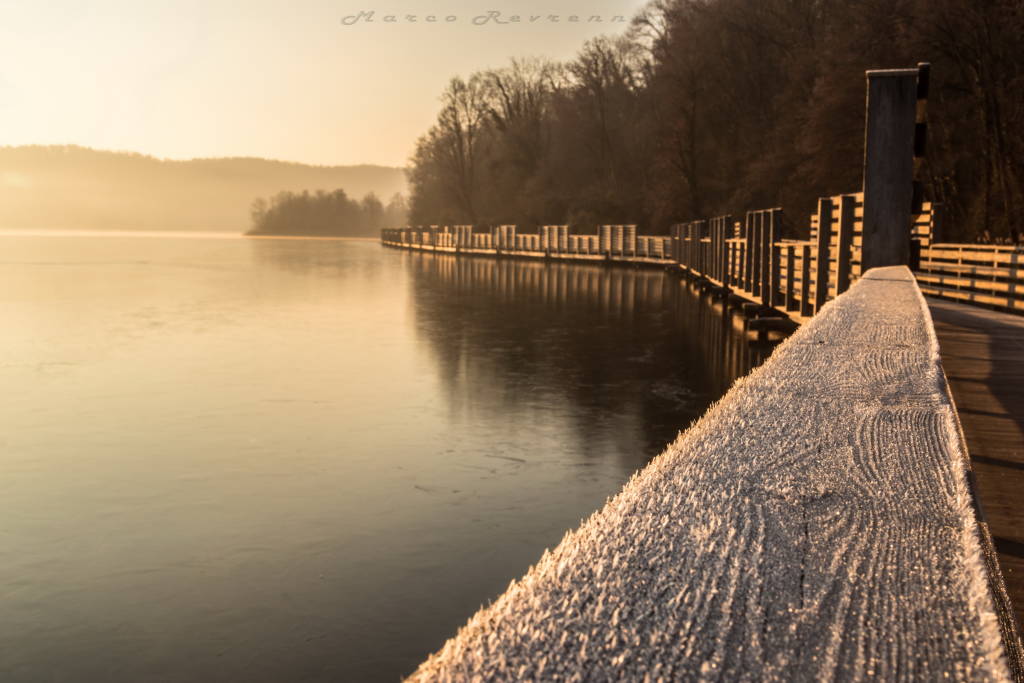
[861,68,918,271]
[912,62,930,214]
[814,198,833,311]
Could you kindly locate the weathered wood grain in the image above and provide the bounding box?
[929,297,1024,674]
[408,268,1011,682]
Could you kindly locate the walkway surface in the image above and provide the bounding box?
[409,268,1012,681]
[929,298,1024,634]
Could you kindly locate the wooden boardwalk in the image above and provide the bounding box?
[929,297,1024,635]
[408,269,1013,681]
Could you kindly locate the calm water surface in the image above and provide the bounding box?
[0,233,773,681]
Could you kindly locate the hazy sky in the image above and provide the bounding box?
[0,0,649,167]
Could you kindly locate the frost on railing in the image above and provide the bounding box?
[406,266,1012,682]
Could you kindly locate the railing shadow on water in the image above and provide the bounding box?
[397,249,784,464]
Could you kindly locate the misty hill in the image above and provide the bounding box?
[0,146,407,232]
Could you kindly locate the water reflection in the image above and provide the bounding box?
[400,251,775,463]
[0,235,782,683]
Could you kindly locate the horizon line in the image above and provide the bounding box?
[0,143,410,171]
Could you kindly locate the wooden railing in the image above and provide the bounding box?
[380,224,673,262]
[406,266,1017,681]
[382,197,1024,319]
[670,195,866,320]
[915,242,1024,312]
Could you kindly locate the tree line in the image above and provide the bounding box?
[248,190,407,237]
[407,0,1023,243]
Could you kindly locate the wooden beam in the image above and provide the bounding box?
[861,68,917,270]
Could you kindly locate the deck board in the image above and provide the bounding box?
[929,297,1024,637]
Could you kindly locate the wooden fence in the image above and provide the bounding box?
[381,224,673,263]
[916,242,1024,312]
[381,197,1024,318]
[666,195,864,320]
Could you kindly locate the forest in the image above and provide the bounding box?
[248,190,407,237]
[406,0,1023,242]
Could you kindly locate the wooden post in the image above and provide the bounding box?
[720,216,731,287]
[760,212,772,305]
[697,222,704,275]
[785,244,796,311]
[836,195,856,294]
[690,223,698,273]
[800,243,813,317]
[689,223,697,273]
[912,62,930,214]
[699,221,708,276]
[769,245,780,309]
[765,210,780,308]
[681,224,688,270]
[737,217,744,288]
[682,224,690,270]
[751,212,760,297]
[814,198,833,311]
[744,213,754,291]
[727,240,735,286]
[710,219,719,282]
[738,234,746,289]
[690,223,699,274]
[861,68,918,271]
[756,212,766,297]
[721,217,729,284]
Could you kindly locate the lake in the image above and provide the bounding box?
[0,232,773,681]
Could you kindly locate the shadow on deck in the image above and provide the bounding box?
[929,297,1024,635]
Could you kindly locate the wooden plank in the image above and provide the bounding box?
[928,297,1024,654]
[918,284,1024,311]
[923,248,1024,266]
[916,273,1024,296]
[919,262,1024,280]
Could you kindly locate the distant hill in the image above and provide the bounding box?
[0,145,407,232]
